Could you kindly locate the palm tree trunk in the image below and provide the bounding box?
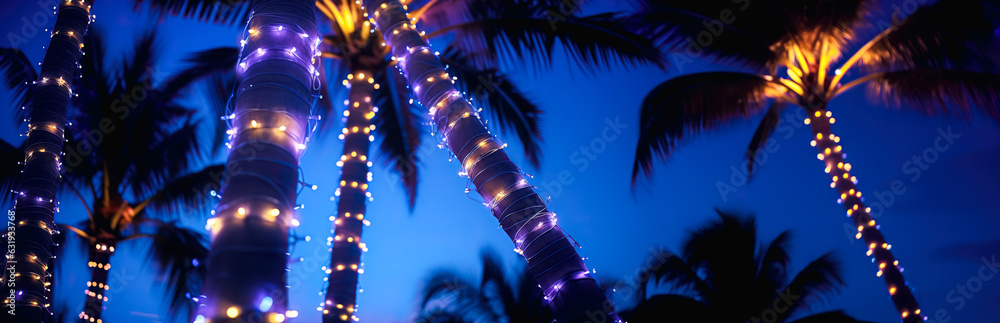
[200,0,318,321]
[809,110,923,322]
[7,1,94,322]
[322,68,375,322]
[366,2,618,322]
[79,240,114,323]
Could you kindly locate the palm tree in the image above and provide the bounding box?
[416,248,553,323]
[618,210,871,323]
[630,1,1000,321]
[136,0,661,321]
[2,27,233,322]
[365,0,642,321]
[0,1,95,321]
[195,0,320,321]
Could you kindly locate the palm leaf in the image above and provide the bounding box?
[0,139,25,207]
[632,72,782,182]
[138,164,224,219]
[132,0,251,25]
[0,48,37,123]
[161,47,240,102]
[510,265,551,322]
[136,220,209,320]
[636,250,713,303]
[479,249,516,320]
[419,269,491,321]
[373,67,424,208]
[752,230,790,316]
[118,28,162,96]
[775,252,844,322]
[127,117,204,201]
[619,294,709,322]
[862,0,1000,71]
[682,211,758,310]
[436,0,664,72]
[626,0,784,70]
[866,69,1000,119]
[745,101,785,177]
[203,73,236,154]
[442,46,543,167]
[786,310,874,323]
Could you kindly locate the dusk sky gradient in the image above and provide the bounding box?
[2,0,999,322]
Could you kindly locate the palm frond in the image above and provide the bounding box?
[682,211,758,308]
[119,29,162,93]
[786,310,874,323]
[637,250,713,303]
[416,309,476,323]
[162,47,240,102]
[626,0,784,70]
[127,118,204,200]
[479,249,516,319]
[866,69,1000,119]
[619,294,709,322]
[752,230,790,314]
[862,0,1000,71]
[783,0,871,45]
[442,46,543,167]
[632,72,781,183]
[510,265,551,322]
[0,139,25,207]
[136,164,224,219]
[373,68,424,208]
[138,220,209,320]
[132,0,251,25]
[0,48,37,123]
[776,252,844,322]
[745,101,785,177]
[419,269,488,320]
[438,0,664,73]
[203,73,236,154]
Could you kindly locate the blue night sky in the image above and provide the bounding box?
[2,0,999,322]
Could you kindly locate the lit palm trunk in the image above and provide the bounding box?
[81,241,114,322]
[366,1,618,322]
[200,0,319,321]
[808,112,922,322]
[323,69,375,322]
[7,1,93,322]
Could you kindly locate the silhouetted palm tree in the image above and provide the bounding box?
[417,248,553,323]
[619,211,870,323]
[2,27,234,322]
[630,1,1000,321]
[136,0,661,320]
[0,1,95,322]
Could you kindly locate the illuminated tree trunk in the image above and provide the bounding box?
[322,69,375,322]
[6,1,94,322]
[808,110,923,323]
[366,1,619,322]
[200,0,319,321]
[79,240,114,323]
